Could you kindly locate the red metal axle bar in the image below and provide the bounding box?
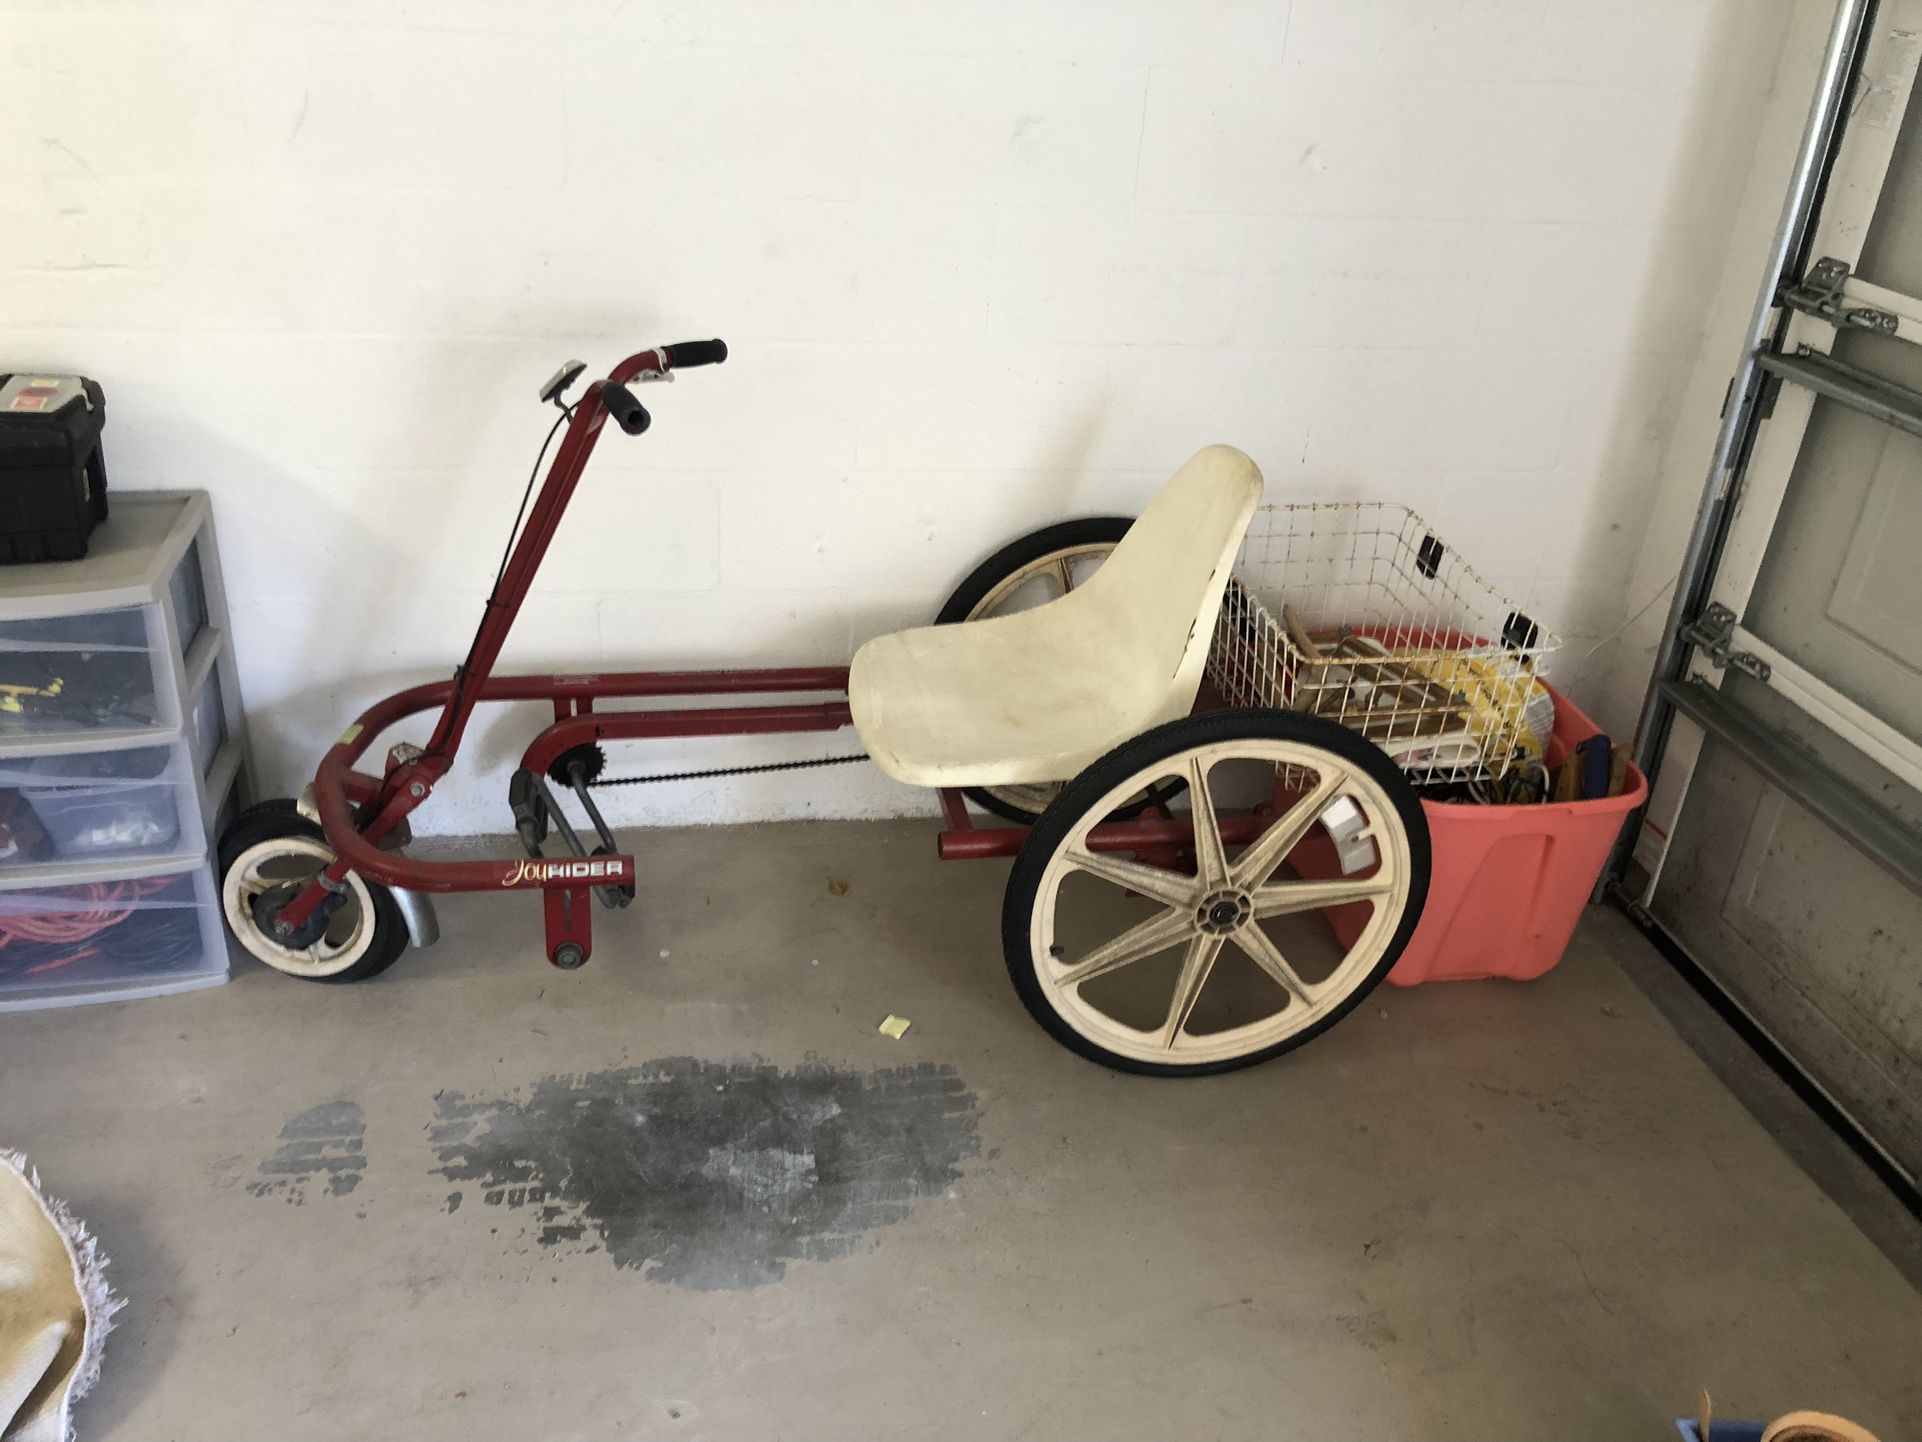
[302,666,857,899]
[935,787,1270,860]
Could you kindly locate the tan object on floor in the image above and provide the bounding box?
[1762,1411,1880,1442]
[1,1152,122,1442]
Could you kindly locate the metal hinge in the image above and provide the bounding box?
[1780,257,1900,335]
[1680,602,1771,682]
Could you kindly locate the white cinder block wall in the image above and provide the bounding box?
[2,0,1805,833]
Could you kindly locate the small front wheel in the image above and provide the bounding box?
[1002,709,1430,1076]
[218,800,408,983]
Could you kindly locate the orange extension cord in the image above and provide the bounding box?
[0,876,177,975]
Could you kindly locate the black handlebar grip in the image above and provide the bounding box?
[599,381,651,435]
[661,338,728,370]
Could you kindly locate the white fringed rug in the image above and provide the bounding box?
[1,1153,120,1442]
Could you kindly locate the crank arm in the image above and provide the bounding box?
[565,759,620,855]
[510,767,634,910]
[564,760,635,910]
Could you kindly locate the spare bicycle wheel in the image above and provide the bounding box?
[937,517,1178,824]
[1002,707,1430,1076]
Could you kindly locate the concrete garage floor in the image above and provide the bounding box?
[6,819,1921,1441]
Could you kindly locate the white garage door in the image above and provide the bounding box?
[1645,7,1922,1185]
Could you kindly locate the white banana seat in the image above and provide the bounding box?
[850,444,1264,790]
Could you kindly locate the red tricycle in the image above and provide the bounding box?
[219,341,1433,1075]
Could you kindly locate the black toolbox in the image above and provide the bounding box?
[0,374,109,563]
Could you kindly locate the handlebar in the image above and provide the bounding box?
[599,381,651,435]
[600,338,728,435]
[661,338,728,370]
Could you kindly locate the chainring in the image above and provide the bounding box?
[546,742,607,787]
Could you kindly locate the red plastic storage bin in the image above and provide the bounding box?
[1298,684,1645,986]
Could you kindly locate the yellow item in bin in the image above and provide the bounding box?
[1402,652,1552,771]
[0,678,63,715]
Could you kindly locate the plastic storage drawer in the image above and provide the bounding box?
[187,665,227,779]
[0,606,164,736]
[0,863,228,1011]
[0,741,197,866]
[168,540,208,658]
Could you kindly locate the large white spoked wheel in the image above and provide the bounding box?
[937,517,1175,824]
[218,799,408,983]
[1003,708,1431,1076]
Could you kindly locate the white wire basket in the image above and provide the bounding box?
[1207,502,1560,783]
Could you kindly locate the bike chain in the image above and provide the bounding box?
[588,753,870,787]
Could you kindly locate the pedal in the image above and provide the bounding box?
[561,760,632,910]
[508,768,548,855]
[592,842,635,910]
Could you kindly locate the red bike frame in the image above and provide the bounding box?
[281,346,1225,967]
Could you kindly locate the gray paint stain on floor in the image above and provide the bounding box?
[249,1100,366,1203]
[428,1057,980,1289]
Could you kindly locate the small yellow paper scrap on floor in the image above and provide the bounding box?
[878,1014,911,1040]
